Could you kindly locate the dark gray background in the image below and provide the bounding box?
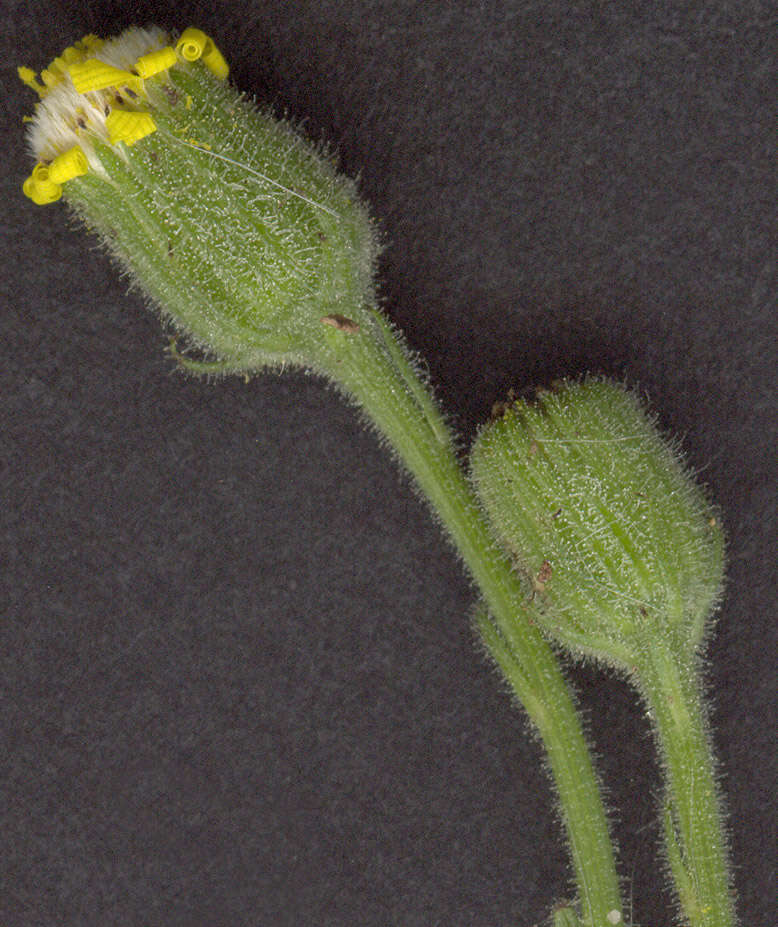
[2,2,775,925]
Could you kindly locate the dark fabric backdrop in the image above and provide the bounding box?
[2,2,775,925]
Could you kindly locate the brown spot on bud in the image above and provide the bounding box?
[163,85,181,106]
[321,314,360,333]
[490,389,517,420]
[533,559,553,596]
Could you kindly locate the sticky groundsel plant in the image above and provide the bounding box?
[19,25,735,927]
[470,380,734,927]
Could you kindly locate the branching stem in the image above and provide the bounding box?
[321,314,623,926]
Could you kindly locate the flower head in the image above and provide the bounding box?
[20,26,378,375]
[21,28,219,199]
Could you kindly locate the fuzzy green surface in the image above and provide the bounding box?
[324,336,624,927]
[469,378,725,670]
[636,639,736,927]
[63,60,378,374]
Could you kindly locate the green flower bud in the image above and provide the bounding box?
[20,26,378,374]
[470,378,725,670]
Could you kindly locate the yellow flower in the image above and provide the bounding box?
[20,26,229,204]
[18,25,377,377]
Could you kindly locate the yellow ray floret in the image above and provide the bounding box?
[22,164,62,205]
[135,46,178,79]
[43,41,94,85]
[176,28,209,62]
[176,28,229,79]
[19,34,106,98]
[17,66,47,96]
[78,34,105,54]
[68,59,143,95]
[201,43,229,80]
[40,67,68,91]
[105,108,157,146]
[48,146,89,183]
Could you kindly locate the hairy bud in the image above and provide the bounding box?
[20,26,378,375]
[470,378,724,670]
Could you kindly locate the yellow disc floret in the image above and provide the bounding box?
[200,43,229,80]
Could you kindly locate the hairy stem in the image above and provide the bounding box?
[320,312,623,926]
[635,638,734,927]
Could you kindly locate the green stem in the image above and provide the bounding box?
[321,315,623,926]
[635,638,734,927]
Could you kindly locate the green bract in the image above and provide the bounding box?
[470,378,725,670]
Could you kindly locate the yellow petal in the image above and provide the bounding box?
[105,108,157,146]
[17,66,46,96]
[22,165,62,204]
[48,146,89,183]
[176,28,208,62]
[176,28,229,79]
[68,59,142,95]
[135,46,178,79]
[78,34,105,54]
[202,43,229,80]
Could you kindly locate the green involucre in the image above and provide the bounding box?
[64,60,379,374]
[469,377,725,670]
